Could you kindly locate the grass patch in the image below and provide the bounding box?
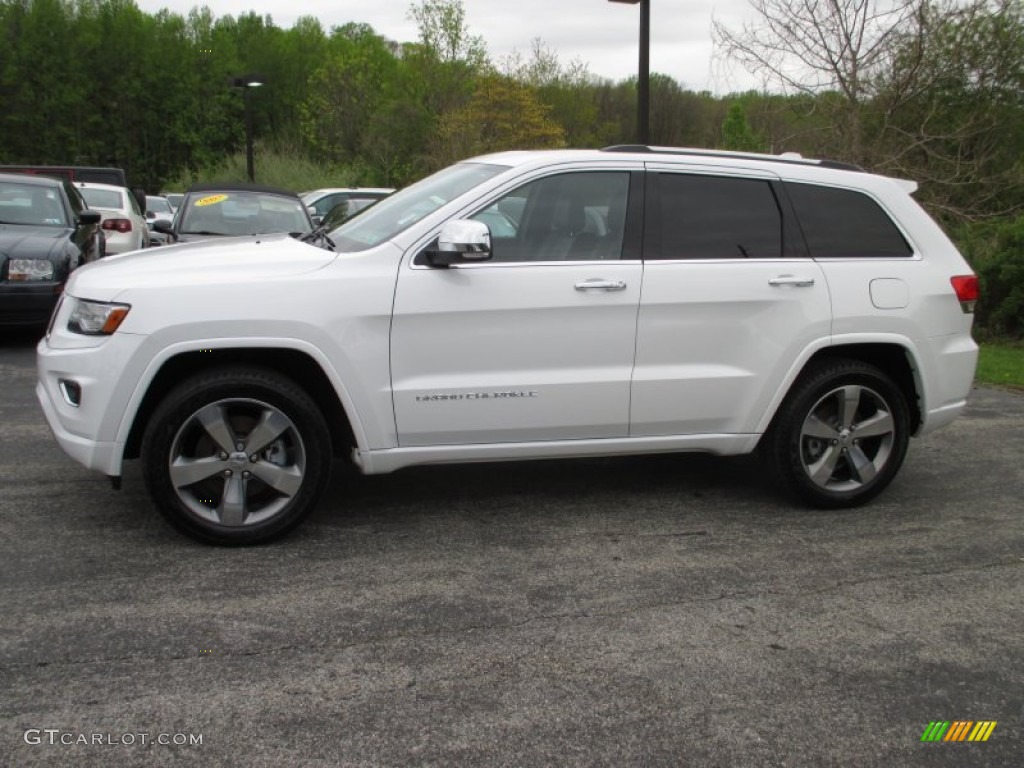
[976,341,1024,390]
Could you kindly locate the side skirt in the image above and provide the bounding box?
[353,434,761,475]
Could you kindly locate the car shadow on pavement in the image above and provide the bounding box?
[306,452,780,533]
[3,325,46,348]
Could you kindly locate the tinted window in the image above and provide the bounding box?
[469,172,630,263]
[787,182,912,258]
[653,174,782,259]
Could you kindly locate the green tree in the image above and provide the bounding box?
[876,0,1024,219]
[299,24,405,171]
[431,74,565,166]
[720,102,764,151]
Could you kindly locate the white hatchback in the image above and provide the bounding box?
[76,182,149,254]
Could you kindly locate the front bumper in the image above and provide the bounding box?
[0,282,63,325]
[36,379,123,475]
[36,325,147,477]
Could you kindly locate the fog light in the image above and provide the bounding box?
[58,379,81,407]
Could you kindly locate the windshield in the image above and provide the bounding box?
[179,190,312,236]
[147,196,174,215]
[0,180,68,227]
[328,163,509,252]
[80,187,124,210]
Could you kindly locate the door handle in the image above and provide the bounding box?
[575,279,627,291]
[768,275,815,287]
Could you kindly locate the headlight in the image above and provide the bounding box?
[8,258,55,281]
[67,298,131,335]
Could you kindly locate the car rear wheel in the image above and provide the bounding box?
[141,367,331,545]
[763,359,910,508]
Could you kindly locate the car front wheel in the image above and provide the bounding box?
[141,367,331,545]
[763,359,910,508]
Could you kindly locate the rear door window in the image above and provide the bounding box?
[648,173,784,260]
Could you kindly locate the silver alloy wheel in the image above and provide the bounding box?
[167,398,306,527]
[799,384,896,492]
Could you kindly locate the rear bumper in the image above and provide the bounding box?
[917,332,979,435]
[101,231,143,255]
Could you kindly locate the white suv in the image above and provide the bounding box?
[37,146,980,544]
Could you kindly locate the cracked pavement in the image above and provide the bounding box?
[1,327,1022,766]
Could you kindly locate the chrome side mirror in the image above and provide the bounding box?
[425,219,493,268]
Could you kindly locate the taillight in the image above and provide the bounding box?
[950,275,979,313]
[102,218,132,234]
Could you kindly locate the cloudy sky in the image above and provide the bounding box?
[133,0,761,93]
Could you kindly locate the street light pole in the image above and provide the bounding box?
[228,74,266,182]
[243,87,255,182]
[609,0,650,145]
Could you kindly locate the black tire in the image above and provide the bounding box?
[141,366,331,545]
[762,358,910,508]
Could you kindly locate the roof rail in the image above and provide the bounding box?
[600,145,864,173]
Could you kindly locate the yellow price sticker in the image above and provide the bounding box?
[195,194,228,207]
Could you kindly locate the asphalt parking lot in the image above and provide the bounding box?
[1,326,1021,767]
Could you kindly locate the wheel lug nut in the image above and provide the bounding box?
[242,470,251,479]
[250,454,258,462]
[223,469,232,477]
[831,439,838,446]
[219,452,228,460]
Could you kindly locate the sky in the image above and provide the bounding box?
[132,0,761,94]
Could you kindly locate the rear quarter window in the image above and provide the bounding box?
[786,182,912,258]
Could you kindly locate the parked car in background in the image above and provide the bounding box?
[153,183,314,243]
[145,195,176,246]
[161,192,183,211]
[0,172,102,326]
[316,196,384,231]
[146,194,175,221]
[0,164,128,187]
[76,182,149,254]
[300,187,394,223]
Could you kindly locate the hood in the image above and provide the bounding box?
[0,224,68,261]
[67,233,337,302]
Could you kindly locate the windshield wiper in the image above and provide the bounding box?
[297,227,335,251]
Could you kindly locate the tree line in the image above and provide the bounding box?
[1,0,1021,333]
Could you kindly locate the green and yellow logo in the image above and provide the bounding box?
[921,721,997,742]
